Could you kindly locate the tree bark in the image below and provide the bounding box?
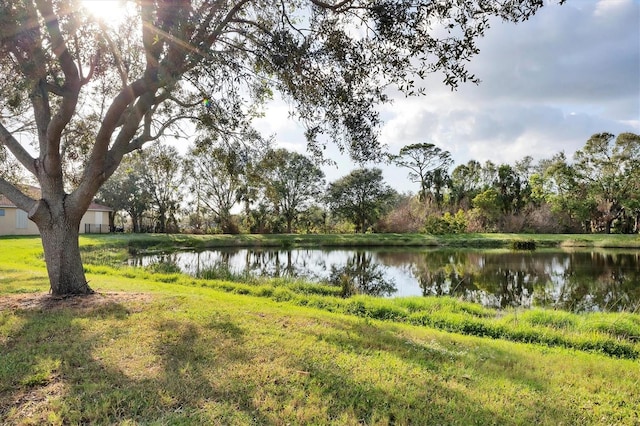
[29,198,92,296]
[39,219,92,296]
[108,211,116,232]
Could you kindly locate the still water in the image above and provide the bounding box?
[129,248,640,312]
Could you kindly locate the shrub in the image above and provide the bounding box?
[423,215,449,234]
[345,300,367,316]
[272,287,294,302]
[424,210,468,234]
[376,198,426,233]
[330,220,357,234]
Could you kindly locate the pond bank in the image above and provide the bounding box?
[71,235,640,359]
[81,232,640,253]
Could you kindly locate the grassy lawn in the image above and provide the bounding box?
[1,235,639,425]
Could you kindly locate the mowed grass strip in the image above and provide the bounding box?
[1,235,639,424]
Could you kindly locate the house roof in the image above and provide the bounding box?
[0,186,113,211]
[0,185,38,208]
[88,202,113,212]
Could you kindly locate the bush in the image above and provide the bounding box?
[330,220,357,234]
[376,198,426,233]
[272,287,294,301]
[424,210,468,234]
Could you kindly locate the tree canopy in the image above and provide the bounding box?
[260,148,326,233]
[326,168,396,233]
[183,141,248,233]
[394,143,453,203]
[573,132,640,233]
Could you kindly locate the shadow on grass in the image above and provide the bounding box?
[0,295,630,424]
[0,274,50,297]
[291,320,577,424]
[0,299,272,424]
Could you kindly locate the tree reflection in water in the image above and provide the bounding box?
[412,250,640,312]
[328,251,397,297]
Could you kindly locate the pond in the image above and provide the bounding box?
[129,247,640,312]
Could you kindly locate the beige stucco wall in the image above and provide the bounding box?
[0,207,110,235]
[0,207,40,235]
[79,210,110,234]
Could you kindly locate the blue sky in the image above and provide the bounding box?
[253,0,640,192]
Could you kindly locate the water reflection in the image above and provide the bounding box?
[410,250,640,312]
[329,252,396,297]
[128,248,640,312]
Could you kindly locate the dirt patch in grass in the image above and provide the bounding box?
[0,291,153,312]
[4,374,65,423]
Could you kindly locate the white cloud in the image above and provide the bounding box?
[594,0,633,18]
[251,0,640,192]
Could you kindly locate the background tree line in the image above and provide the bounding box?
[95,131,639,235]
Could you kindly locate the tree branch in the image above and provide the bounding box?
[100,28,129,87]
[309,0,355,12]
[36,0,81,125]
[208,0,252,46]
[0,123,37,175]
[123,113,198,155]
[0,178,36,212]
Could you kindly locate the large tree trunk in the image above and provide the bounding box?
[40,222,92,296]
[359,215,366,234]
[30,198,92,296]
[156,209,167,233]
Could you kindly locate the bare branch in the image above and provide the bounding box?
[80,54,98,87]
[35,0,81,145]
[100,29,129,87]
[208,0,253,47]
[280,0,309,37]
[309,0,355,12]
[124,113,198,155]
[0,122,37,175]
[0,178,36,212]
[165,96,201,109]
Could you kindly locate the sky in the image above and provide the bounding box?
[252,0,640,193]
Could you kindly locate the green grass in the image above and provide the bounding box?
[73,231,640,253]
[1,235,640,424]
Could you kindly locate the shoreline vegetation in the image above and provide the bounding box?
[75,231,640,252]
[1,233,639,424]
